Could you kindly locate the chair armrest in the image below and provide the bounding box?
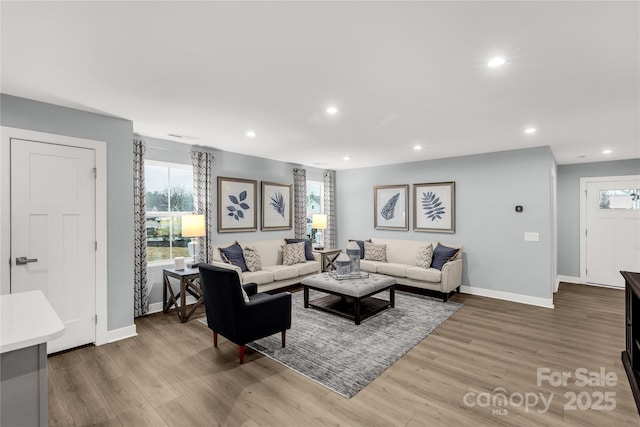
[242,282,258,296]
[242,292,292,329]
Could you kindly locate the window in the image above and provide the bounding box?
[599,189,640,210]
[306,181,324,239]
[145,161,194,262]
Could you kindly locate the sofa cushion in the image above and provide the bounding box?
[431,244,461,270]
[364,241,387,262]
[263,265,299,281]
[242,246,262,272]
[285,238,314,261]
[416,243,434,269]
[297,261,321,276]
[406,266,442,283]
[360,260,383,273]
[282,242,306,265]
[219,241,249,272]
[241,270,274,285]
[377,263,410,278]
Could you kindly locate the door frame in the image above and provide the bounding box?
[579,175,640,286]
[1,126,108,346]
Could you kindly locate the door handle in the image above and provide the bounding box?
[16,256,38,265]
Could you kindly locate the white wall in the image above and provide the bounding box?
[336,146,556,304]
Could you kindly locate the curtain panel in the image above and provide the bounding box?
[293,168,307,239]
[133,138,148,317]
[323,170,337,249]
[191,148,215,263]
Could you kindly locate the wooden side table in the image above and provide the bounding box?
[313,248,342,272]
[162,267,203,323]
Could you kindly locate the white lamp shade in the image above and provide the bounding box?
[181,214,205,238]
[312,213,328,230]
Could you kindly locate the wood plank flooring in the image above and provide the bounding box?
[48,283,640,426]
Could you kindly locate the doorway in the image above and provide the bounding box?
[580,176,640,288]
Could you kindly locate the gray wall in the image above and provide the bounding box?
[557,159,640,277]
[1,94,135,331]
[143,136,323,306]
[337,146,556,300]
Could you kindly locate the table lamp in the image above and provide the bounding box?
[312,213,327,250]
[181,214,205,268]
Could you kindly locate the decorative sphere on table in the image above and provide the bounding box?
[346,241,361,275]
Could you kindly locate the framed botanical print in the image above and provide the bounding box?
[217,176,257,232]
[413,181,455,233]
[374,184,409,230]
[261,181,292,231]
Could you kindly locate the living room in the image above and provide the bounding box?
[1,1,639,426]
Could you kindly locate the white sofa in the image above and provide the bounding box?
[211,239,321,293]
[359,238,463,301]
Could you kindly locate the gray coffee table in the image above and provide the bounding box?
[301,272,396,324]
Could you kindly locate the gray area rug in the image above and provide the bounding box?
[246,290,462,398]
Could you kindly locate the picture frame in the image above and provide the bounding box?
[261,181,292,231]
[413,181,455,233]
[217,176,257,233]
[374,184,409,230]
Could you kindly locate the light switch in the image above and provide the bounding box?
[524,232,539,241]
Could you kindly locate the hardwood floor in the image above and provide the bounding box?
[48,283,640,426]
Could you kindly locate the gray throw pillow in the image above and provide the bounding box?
[364,241,387,262]
[282,242,306,265]
[416,243,434,269]
[243,246,262,272]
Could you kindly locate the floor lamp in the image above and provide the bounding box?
[181,214,205,268]
[312,213,327,250]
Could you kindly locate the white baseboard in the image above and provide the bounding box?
[460,285,554,309]
[148,295,199,315]
[557,275,582,284]
[106,324,137,343]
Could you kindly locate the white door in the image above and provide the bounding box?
[11,139,96,353]
[585,178,640,287]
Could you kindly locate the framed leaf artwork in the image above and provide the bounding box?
[374,184,409,230]
[261,181,292,231]
[413,182,455,233]
[217,176,257,232]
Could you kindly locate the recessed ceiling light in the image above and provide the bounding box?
[246,130,257,138]
[343,155,350,161]
[326,106,339,115]
[414,145,422,151]
[524,128,537,134]
[602,149,612,154]
[488,56,506,67]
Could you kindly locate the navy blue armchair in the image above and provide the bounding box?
[199,264,292,364]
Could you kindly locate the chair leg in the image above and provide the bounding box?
[281,330,286,348]
[239,345,245,364]
[213,331,217,347]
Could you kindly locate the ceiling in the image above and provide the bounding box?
[1,1,638,170]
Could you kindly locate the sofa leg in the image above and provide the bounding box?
[456,286,461,294]
[282,330,286,348]
[443,292,449,303]
[239,345,245,364]
[213,331,218,347]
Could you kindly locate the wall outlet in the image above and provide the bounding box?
[524,232,539,241]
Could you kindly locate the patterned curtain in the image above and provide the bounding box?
[293,168,307,238]
[323,170,337,249]
[133,138,148,317]
[191,148,215,263]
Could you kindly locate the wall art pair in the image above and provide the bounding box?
[217,177,292,233]
[374,182,455,233]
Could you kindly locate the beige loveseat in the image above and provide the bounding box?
[211,239,321,293]
[359,238,463,301]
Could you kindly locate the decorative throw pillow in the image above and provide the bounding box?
[416,243,434,269]
[218,241,249,272]
[282,242,306,265]
[349,239,371,259]
[284,238,314,261]
[431,244,461,270]
[364,241,387,262]
[242,246,262,272]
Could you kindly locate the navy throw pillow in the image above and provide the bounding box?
[219,242,248,272]
[348,239,368,259]
[285,238,314,261]
[431,245,460,270]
